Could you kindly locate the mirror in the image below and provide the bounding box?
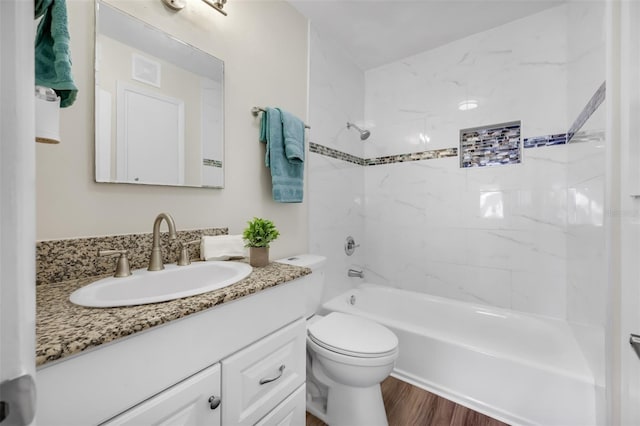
[95,1,224,188]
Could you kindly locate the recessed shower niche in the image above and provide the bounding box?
[460,121,521,168]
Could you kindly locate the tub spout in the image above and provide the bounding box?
[348,269,364,278]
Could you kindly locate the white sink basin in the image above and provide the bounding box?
[70,261,253,308]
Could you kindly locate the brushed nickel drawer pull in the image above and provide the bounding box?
[259,365,285,385]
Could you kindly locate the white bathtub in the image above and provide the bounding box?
[321,284,603,426]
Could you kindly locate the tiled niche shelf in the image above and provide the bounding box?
[460,121,521,168]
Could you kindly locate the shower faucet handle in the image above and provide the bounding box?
[345,236,360,256]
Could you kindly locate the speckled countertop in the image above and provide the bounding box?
[36,260,310,367]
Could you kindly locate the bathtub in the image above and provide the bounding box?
[321,284,603,426]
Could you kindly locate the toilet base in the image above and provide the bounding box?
[326,382,388,426]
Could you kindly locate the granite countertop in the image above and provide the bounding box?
[36,260,311,367]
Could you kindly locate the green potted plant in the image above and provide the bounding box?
[243,217,280,267]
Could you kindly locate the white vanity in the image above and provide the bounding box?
[36,267,308,425]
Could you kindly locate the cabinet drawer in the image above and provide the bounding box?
[102,363,221,426]
[255,385,305,426]
[222,318,306,426]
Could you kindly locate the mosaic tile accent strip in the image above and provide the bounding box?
[36,228,228,285]
[203,158,223,168]
[569,129,605,145]
[523,133,568,148]
[365,148,458,166]
[309,142,365,165]
[567,81,606,143]
[460,121,521,168]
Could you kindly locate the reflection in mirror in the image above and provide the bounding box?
[95,1,224,188]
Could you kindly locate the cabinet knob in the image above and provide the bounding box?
[208,395,221,410]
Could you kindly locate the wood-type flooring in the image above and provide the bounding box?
[305,376,509,426]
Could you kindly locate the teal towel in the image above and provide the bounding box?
[35,0,77,108]
[260,108,304,203]
[280,110,305,164]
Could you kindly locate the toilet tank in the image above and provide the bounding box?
[275,254,327,318]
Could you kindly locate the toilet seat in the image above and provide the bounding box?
[307,312,398,358]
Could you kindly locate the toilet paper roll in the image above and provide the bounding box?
[35,87,61,144]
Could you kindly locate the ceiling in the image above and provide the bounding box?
[288,0,566,70]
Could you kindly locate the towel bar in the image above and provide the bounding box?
[251,107,310,129]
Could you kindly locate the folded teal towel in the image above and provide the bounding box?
[35,0,77,108]
[280,110,305,164]
[260,108,304,203]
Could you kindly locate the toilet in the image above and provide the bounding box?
[277,255,399,426]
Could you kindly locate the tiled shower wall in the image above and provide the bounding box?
[565,0,607,399]
[308,3,606,327]
[363,5,571,317]
[308,25,366,302]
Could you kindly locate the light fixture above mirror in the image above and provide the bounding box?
[161,0,229,16]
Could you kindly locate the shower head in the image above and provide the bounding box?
[347,122,371,140]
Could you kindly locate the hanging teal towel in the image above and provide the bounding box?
[280,109,305,164]
[35,0,78,108]
[260,108,304,203]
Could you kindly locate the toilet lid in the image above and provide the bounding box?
[307,312,398,358]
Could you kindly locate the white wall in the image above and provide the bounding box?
[308,25,365,301]
[35,0,309,260]
[363,5,570,317]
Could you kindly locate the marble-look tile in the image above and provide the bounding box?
[309,153,364,301]
[309,25,365,159]
[307,1,606,323]
[511,269,567,319]
[566,228,606,326]
[364,5,568,159]
[567,1,606,122]
[421,261,512,308]
[567,178,605,227]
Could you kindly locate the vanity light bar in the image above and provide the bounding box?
[161,0,228,16]
[202,0,228,16]
[251,107,311,129]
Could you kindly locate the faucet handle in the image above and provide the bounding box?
[99,249,132,277]
[177,239,201,266]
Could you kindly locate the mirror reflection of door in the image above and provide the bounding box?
[116,81,185,185]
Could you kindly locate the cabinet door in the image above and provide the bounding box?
[222,319,306,425]
[255,385,306,426]
[102,363,221,426]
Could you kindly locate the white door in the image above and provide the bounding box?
[0,0,37,425]
[116,82,185,185]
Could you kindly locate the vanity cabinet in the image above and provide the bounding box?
[101,319,306,426]
[37,278,307,426]
[222,319,306,425]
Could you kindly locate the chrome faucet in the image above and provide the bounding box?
[148,213,178,271]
